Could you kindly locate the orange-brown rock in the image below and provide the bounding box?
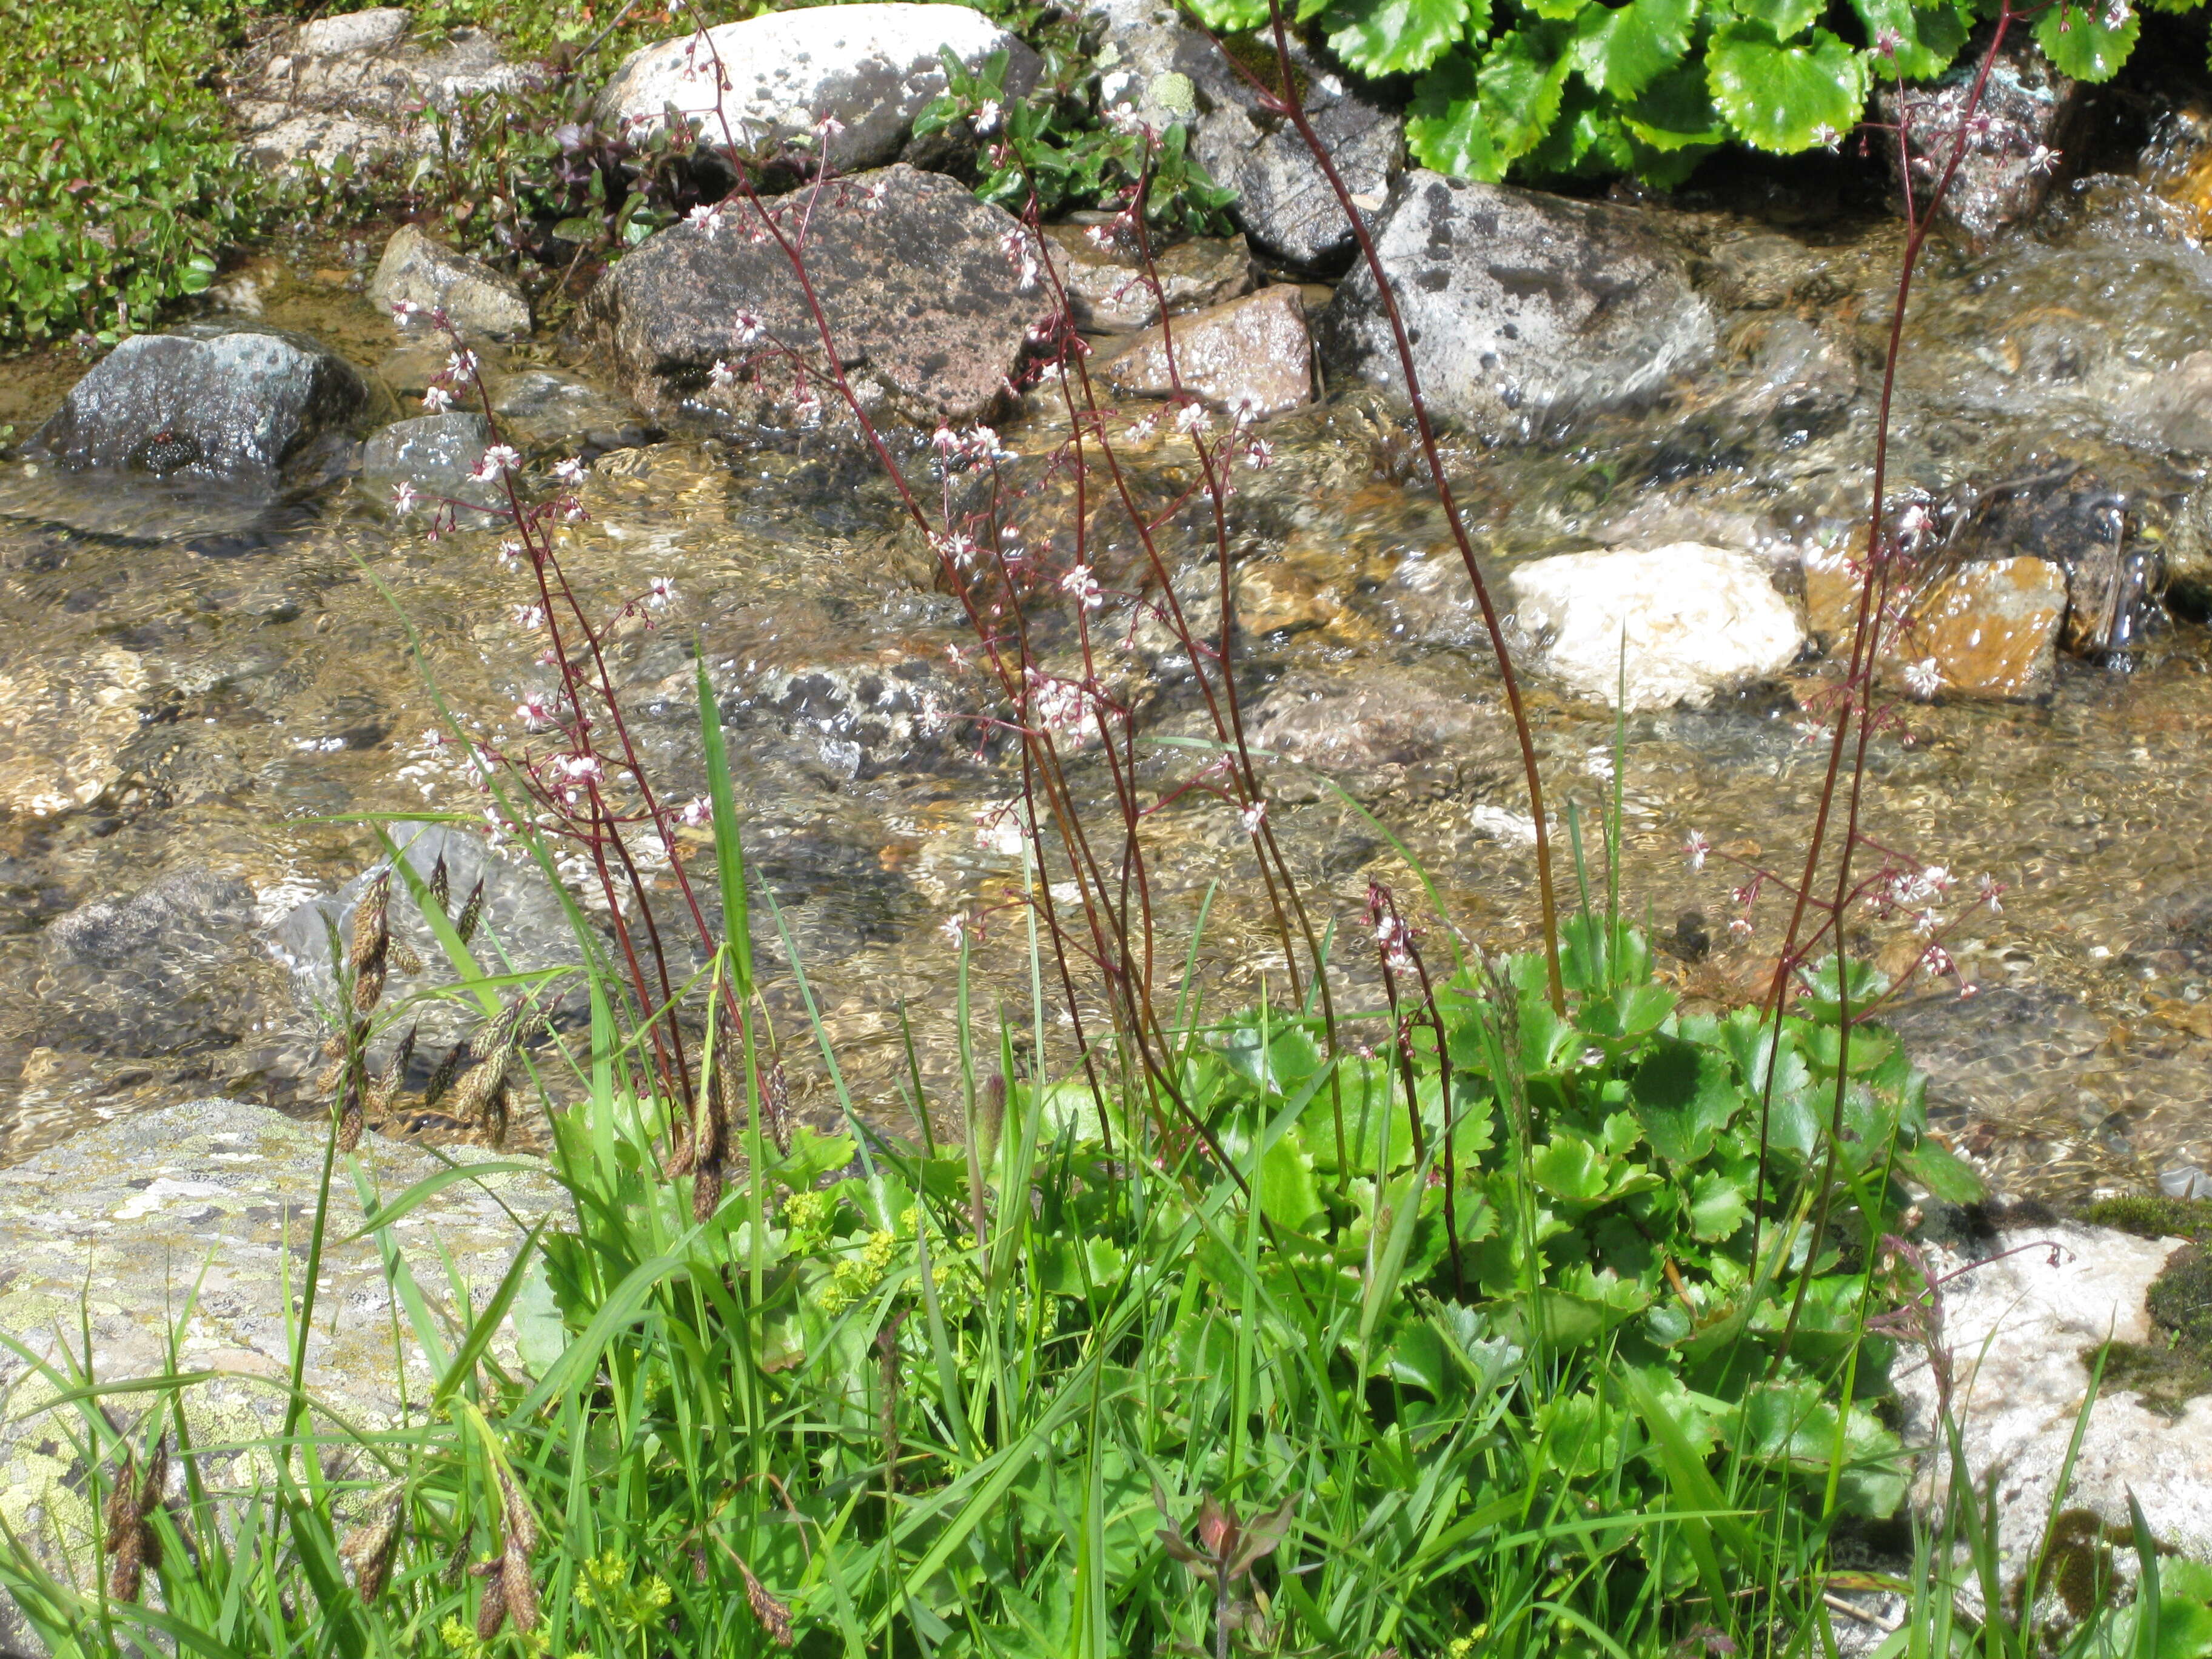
[1099,285,1313,417]
[1888,556,2067,701]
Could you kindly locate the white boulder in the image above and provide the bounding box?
[1506,543,1805,711]
[593,2,1039,172]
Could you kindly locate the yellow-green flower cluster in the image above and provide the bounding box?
[819,1227,900,1316]
[572,1546,672,1635]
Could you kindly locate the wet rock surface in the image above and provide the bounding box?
[1101,284,1313,415]
[1507,545,1805,711]
[1318,175,1717,434]
[1879,22,2083,248]
[1895,556,2070,701]
[357,411,502,518]
[25,323,369,482]
[594,2,1038,170]
[0,1099,563,1640]
[586,164,1054,435]
[229,7,534,173]
[367,224,532,341]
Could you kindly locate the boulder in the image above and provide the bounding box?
[356,412,504,518]
[27,323,368,481]
[1101,284,1313,416]
[593,2,1039,171]
[229,7,535,173]
[1248,666,1481,773]
[1507,544,1804,711]
[1877,22,2083,247]
[367,224,532,341]
[585,164,1056,435]
[1090,0,1399,271]
[1892,1218,2212,1603]
[1039,224,1255,332]
[0,1099,563,1636]
[1318,175,1717,435]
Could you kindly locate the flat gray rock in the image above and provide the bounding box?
[28,323,368,482]
[594,2,1038,171]
[0,1099,565,1632]
[1317,173,1717,436]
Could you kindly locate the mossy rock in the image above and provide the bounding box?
[2082,1193,2212,1244]
[2080,1196,2212,1412]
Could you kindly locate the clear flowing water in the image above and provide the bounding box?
[2,172,2211,1205]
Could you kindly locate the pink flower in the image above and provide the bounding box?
[709,359,738,390]
[515,691,555,729]
[552,456,586,485]
[1240,800,1267,837]
[1061,565,1103,610]
[680,796,712,827]
[732,310,764,345]
[421,385,452,413]
[687,202,723,238]
[390,480,419,514]
[558,754,603,783]
[469,444,521,484]
[646,575,677,609]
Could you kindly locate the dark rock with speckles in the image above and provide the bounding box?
[1315,172,1716,437]
[585,164,1055,440]
[28,323,369,481]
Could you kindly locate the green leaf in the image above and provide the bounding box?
[1406,78,1501,172]
[1900,1139,1986,1204]
[1480,27,1575,161]
[1258,1135,1325,1231]
[1573,0,1698,96]
[1729,0,1820,36]
[1624,61,1731,147]
[1848,0,1969,79]
[2034,0,2139,81]
[1532,1133,1614,1202]
[1327,0,1481,76]
[1687,1170,1751,1241]
[1708,24,1870,152]
[1630,1036,1742,1164]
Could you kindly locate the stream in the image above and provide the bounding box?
[4,157,2212,1206]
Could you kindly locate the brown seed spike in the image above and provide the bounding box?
[102,1452,139,1558]
[390,942,423,977]
[474,1564,509,1641]
[454,879,485,946]
[429,853,450,913]
[352,959,386,1014]
[422,1042,468,1110]
[692,1161,723,1224]
[337,1091,364,1153]
[349,873,390,976]
[739,1557,794,1647]
[764,1054,793,1157]
[340,1488,406,1603]
[501,1540,538,1632]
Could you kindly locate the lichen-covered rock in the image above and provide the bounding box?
[1507,544,1804,710]
[1039,224,1255,333]
[229,7,536,172]
[27,323,367,481]
[1893,1218,2212,1604]
[367,224,532,341]
[1877,22,2083,247]
[593,3,1038,170]
[1101,284,1313,416]
[1318,175,1717,436]
[0,1099,564,1638]
[585,165,1055,437]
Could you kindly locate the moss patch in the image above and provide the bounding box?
[2077,1196,2212,1410]
[2081,1193,2212,1244]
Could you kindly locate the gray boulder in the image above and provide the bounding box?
[1316,173,1717,435]
[357,412,503,518]
[1090,0,1399,270]
[585,164,1056,435]
[36,870,263,1059]
[1101,284,1313,417]
[1039,223,1255,332]
[367,224,532,341]
[594,2,1039,171]
[27,322,369,481]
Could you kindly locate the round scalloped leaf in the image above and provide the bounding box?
[1708,24,1869,152]
[1849,0,1969,79]
[1185,0,1273,32]
[1528,84,1638,173]
[1729,0,1823,41]
[1479,26,1575,159]
[2033,0,2140,81]
[1327,0,1481,76]
[1625,60,1731,147]
[1407,51,1510,178]
[1572,0,1699,98]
